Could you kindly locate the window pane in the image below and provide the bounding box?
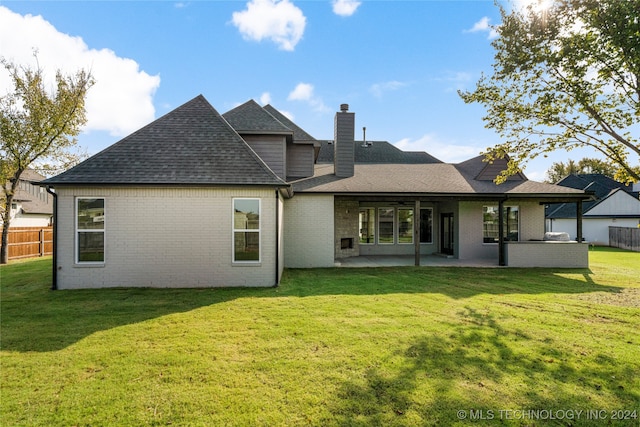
[398,208,413,244]
[359,208,375,244]
[233,199,260,230]
[420,208,433,243]
[483,206,499,243]
[505,206,519,241]
[78,232,104,262]
[234,231,259,261]
[378,208,394,244]
[483,205,519,243]
[77,198,104,230]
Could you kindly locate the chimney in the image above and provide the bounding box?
[334,103,355,177]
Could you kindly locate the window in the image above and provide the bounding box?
[76,198,105,263]
[397,208,413,244]
[233,198,260,262]
[483,205,519,243]
[378,208,394,244]
[359,208,375,244]
[420,208,433,243]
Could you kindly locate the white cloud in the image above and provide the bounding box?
[369,80,407,98]
[259,92,272,105]
[231,0,306,51]
[394,134,481,163]
[279,109,295,122]
[332,0,361,17]
[287,82,329,112]
[465,16,499,39]
[434,71,473,92]
[288,82,314,101]
[0,6,160,137]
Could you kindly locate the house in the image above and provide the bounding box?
[3,169,53,228]
[42,95,592,289]
[546,174,640,245]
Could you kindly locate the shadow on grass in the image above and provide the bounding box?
[0,258,624,353]
[324,307,639,426]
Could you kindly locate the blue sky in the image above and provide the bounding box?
[1,0,579,180]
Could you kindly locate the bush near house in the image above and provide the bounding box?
[1,248,638,426]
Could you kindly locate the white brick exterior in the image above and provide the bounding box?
[506,242,589,268]
[283,194,334,267]
[55,187,280,289]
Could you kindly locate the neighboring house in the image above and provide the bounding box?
[42,95,591,289]
[3,169,53,228]
[546,174,640,245]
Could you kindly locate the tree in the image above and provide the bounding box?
[459,0,640,184]
[545,159,579,183]
[544,157,618,183]
[0,56,93,264]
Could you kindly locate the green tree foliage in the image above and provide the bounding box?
[545,157,619,182]
[459,0,640,184]
[0,56,93,264]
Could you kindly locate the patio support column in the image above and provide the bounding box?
[498,199,505,266]
[576,200,583,242]
[414,199,421,266]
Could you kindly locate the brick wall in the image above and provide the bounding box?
[334,199,359,259]
[283,194,335,268]
[506,242,589,268]
[55,187,278,288]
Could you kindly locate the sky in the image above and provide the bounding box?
[0,0,589,181]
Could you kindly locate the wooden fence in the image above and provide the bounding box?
[7,226,53,260]
[609,226,640,252]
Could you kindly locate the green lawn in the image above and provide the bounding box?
[1,247,639,426]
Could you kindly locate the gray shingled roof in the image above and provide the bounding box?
[223,100,293,137]
[456,155,527,181]
[546,174,637,219]
[43,95,288,187]
[316,140,442,164]
[262,104,317,144]
[292,162,588,199]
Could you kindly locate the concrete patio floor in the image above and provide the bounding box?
[334,255,500,268]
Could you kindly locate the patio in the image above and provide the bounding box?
[334,255,500,268]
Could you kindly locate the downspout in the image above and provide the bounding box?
[275,189,280,287]
[45,186,57,290]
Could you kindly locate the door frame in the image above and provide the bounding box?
[440,212,454,256]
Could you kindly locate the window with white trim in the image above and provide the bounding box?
[233,198,260,262]
[378,207,394,244]
[397,208,413,244]
[76,198,105,263]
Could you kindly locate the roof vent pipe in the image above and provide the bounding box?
[340,103,349,112]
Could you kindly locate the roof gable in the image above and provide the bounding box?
[223,100,292,136]
[44,95,287,186]
[556,174,634,199]
[585,188,640,216]
[456,155,526,181]
[263,104,317,144]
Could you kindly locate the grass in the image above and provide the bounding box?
[1,247,639,426]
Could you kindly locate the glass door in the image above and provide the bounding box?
[440,213,454,256]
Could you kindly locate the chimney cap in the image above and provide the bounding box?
[340,103,349,112]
